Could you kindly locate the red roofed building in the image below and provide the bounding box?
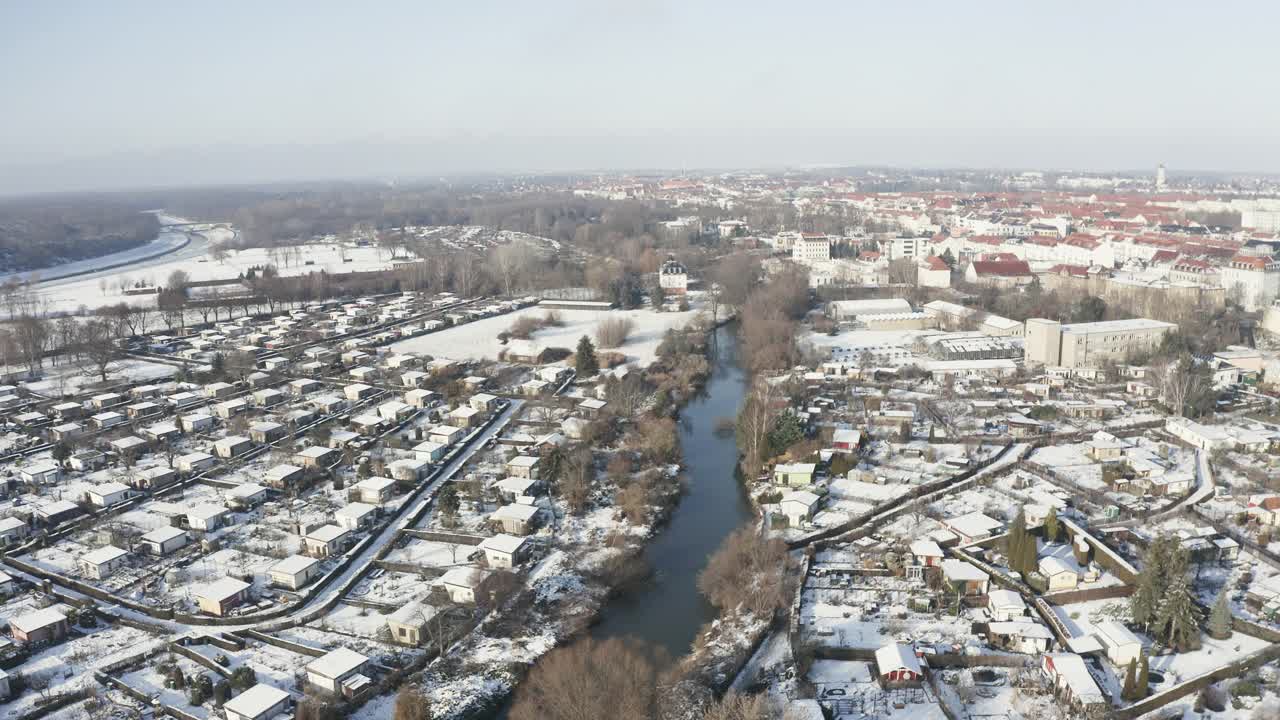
[1221,253,1280,310]
[917,255,951,288]
[1169,258,1220,287]
[964,259,1034,288]
[1046,264,1090,278]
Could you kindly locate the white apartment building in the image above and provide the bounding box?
[1220,254,1280,311]
[1025,318,1176,368]
[878,236,925,262]
[792,234,831,263]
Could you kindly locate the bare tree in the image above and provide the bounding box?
[595,316,634,349]
[452,252,481,297]
[487,242,533,297]
[392,683,431,720]
[12,314,50,372]
[698,525,791,616]
[77,319,121,382]
[510,637,660,720]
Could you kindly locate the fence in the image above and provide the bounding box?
[1041,584,1134,605]
[1114,643,1280,719]
[232,628,326,657]
[790,442,1018,550]
[402,529,487,546]
[12,688,92,720]
[169,642,232,678]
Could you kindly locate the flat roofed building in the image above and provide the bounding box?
[141,526,188,555]
[305,647,369,694]
[223,683,291,720]
[79,545,128,579]
[269,554,321,590]
[196,577,251,617]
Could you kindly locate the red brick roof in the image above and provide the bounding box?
[971,259,1032,277]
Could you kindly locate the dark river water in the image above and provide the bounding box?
[587,323,755,659]
[493,323,754,716]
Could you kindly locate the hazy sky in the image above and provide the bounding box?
[3,0,1280,192]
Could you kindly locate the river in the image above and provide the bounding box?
[587,322,755,659]
[493,323,754,717]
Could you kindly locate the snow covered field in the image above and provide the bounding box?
[25,242,409,315]
[390,303,707,367]
[21,358,178,398]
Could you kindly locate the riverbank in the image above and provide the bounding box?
[367,318,741,719]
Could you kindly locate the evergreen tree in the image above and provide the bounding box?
[1121,659,1138,701]
[1155,571,1200,652]
[1043,506,1060,543]
[1208,586,1233,640]
[1135,653,1150,700]
[1007,508,1027,572]
[575,335,598,377]
[1022,538,1039,577]
[1131,535,1172,629]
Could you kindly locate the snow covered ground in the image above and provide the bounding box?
[24,241,409,315]
[390,303,707,367]
[21,358,178,398]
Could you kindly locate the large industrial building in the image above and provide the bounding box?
[1024,318,1176,368]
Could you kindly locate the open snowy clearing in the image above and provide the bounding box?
[390,303,707,367]
[26,242,411,315]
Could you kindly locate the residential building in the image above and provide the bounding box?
[269,554,321,590]
[222,684,292,720]
[196,577,251,616]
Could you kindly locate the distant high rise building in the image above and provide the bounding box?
[1155,163,1167,190]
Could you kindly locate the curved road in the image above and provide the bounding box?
[1,214,216,289]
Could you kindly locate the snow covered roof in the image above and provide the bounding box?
[1094,620,1140,649]
[942,511,1003,538]
[306,524,350,543]
[440,566,491,589]
[479,533,528,555]
[198,577,250,603]
[142,526,186,544]
[909,540,944,558]
[989,621,1053,639]
[271,554,318,576]
[492,504,540,522]
[941,559,989,583]
[1044,653,1103,704]
[10,607,66,633]
[306,647,368,680]
[1038,556,1076,577]
[335,502,377,520]
[781,491,820,508]
[987,589,1024,610]
[222,683,290,719]
[356,476,397,491]
[81,545,128,566]
[874,643,921,675]
[228,483,268,499]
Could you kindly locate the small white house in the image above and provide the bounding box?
[86,482,131,508]
[269,554,321,590]
[304,524,351,558]
[780,491,821,527]
[213,435,254,459]
[440,567,492,605]
[334,502,378,531]
[177,452,217,474]
[222,683,291,720]
[478,533,530,569]
[187,503,229,532]
[140,526,189,555]
[79,545,128,580]
[355,476,397,504]
[305,647,370,694]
